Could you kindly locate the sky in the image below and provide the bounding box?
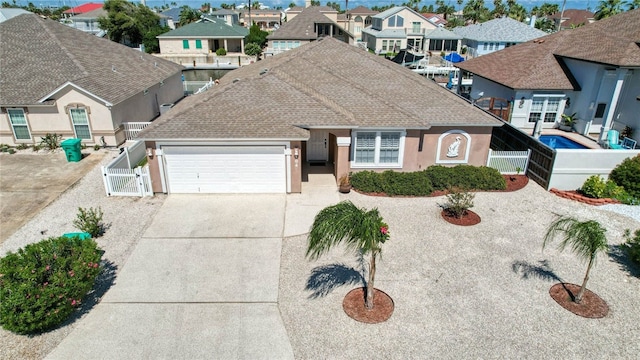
[13,0,596,11]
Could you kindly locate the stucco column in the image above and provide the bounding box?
[598,69,628,144]
[335,136,351,185]
[224,39,228,51]
[240,39,245,54]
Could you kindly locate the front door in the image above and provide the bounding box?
[307,130,328,162]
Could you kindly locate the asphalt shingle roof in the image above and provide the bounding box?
[268,6,339,40]
[453,17,547,42]
[425,27,462,40]
[348,6,377,15]
[456,9,640,90]
[158,18,248,38]
[139,38,502,141]
[0,13,183,106]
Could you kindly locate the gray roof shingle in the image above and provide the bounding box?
[456,9,640,90]
[0,13,183,106]
[453,17,547,42]
[158,17,248,38]
[268,6,340,40]
[139,38,501,141]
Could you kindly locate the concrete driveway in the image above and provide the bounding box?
[47,194,294,359]
[0,152,104,244]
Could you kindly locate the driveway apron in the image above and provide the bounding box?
[47,194,294,359]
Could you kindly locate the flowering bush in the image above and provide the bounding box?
[379,223,390,244]
[0,236,102,334]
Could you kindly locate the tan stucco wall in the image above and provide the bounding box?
[413,126,494,169]
[290,140,302,193]
[160,38,210,54]
[330,129,351,184]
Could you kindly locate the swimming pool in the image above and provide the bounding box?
[539,135,589,150]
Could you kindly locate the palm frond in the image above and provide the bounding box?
[543,216,608,263]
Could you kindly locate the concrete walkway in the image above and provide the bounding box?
[47,179,339,359]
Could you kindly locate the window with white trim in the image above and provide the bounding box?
[7,108,31,140]
[353,131,404,166]
[69,108,92,139]
[528,97,561,123]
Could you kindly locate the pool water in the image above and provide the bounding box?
[539,135,589,149]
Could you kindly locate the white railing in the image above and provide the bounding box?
[487,149,531,175]
[194,78,216,94]
[123,122,151,141]
[101,140,153,197]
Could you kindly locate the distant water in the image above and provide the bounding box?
[14,0,593,12]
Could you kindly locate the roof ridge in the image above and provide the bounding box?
[39,17,88,79]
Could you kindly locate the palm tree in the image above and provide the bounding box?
[178,6,200,27]
[543,216,608,304]
[628,0,640,9]
[307,201,390,309]
[594,0,626,20]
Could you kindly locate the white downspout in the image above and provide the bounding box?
[598,69,628,144]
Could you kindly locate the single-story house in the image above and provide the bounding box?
[0,14,184,147]
[266,6,354,56]
[64,7,107,35]
[452,17,548,58]
[455,9,640,146]
[137,37,503,194]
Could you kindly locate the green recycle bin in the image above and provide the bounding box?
[61,138,82,162]
[62,232,92,240]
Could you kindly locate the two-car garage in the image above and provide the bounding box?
[160,146,288,193]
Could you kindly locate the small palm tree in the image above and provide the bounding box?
[543,216,608,303]
[307,201,390,309]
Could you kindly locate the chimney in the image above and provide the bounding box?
[530,15,537,27]
[305,0,311,7]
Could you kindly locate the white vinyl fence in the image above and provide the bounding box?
[101,140,153,197]
[486,149,531,175]
[123,122,151,141]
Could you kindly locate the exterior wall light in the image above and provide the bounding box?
[518,97,525,108]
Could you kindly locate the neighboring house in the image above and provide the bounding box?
[549,9,595,30]
[0,14,184,147]
[62,2,103,18]
[157,17,249,55]
[455,9,640,145]
[65,8,106,35]
[361,6,439,54]
[0,8,30,23]
[209,9,240,26]
[266,6,354,56]
[240,9,281,30]
[159,7,182,30]
[425,27,462,54]
[422,13,448,27]
[453,17,547,58]
[137,37,502,195]
[337,5,377,41]
[285,2,338,22]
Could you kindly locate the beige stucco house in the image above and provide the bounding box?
[0,14,184,147]
[137,38,502,194]
[362,6,439,54]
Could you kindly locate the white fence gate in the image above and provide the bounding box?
[486,149,531,175]
[101,140,153,197]
[123,122,151,141]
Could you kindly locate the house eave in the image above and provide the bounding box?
[38,81,113,107]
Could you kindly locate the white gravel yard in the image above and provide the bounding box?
[0,150,166,360]
[279,183,640,359]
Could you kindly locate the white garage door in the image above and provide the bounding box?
[163,146,287,193]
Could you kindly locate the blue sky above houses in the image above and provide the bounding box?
[16,0,594,12]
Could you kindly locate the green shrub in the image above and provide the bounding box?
[609,155,640,199]
[580,175,627,200]
[623,229,640,266]
[244,42,262,56]
[443,187,475,218]
[0,237,102,334]
[380,170,432,196]
[425,165,505,191]
[73,207,104,238]
[93,144,101,151]
[40,133,63,151]
[215,48,227,56]
[16,143,29,150]
[7,148,15,154]
[32,144,41,152]
[350,171,384,193]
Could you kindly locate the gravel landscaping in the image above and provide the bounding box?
[279,183,640,359]
[0,150,166,360]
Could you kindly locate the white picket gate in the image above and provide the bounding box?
[101,141,153,197]
[486,149,531,175]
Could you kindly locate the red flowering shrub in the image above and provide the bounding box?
[0,236,102,334]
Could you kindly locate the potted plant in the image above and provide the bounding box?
[338,174,351,194]
[559,113,578,132]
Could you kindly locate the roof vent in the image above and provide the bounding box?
[233,78,241,83]
[154,62,158,67]
[259,68,269,75]
[112,65,116,72]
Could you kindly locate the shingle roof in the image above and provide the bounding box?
[348,6,377,15]
[373,6,405,19]
[160,7,182,21]
[453,17,547,42]
[549,9,594,29]
[268,6,341,40]
[63,2,102,14]
[456,9,640,90]
[0,14,183,106]
[139,38,501,141]
[210,9,238,15]
[361,27,406,38]
[68,8,106,20]
[0,8,30,23]
[425,27,462,40]
[158,18,248,38]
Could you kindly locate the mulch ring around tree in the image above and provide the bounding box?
[441,209,481,226]
[342,287,394,324]
[549,283,609,318]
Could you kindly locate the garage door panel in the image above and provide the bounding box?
[163,146,286,194]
